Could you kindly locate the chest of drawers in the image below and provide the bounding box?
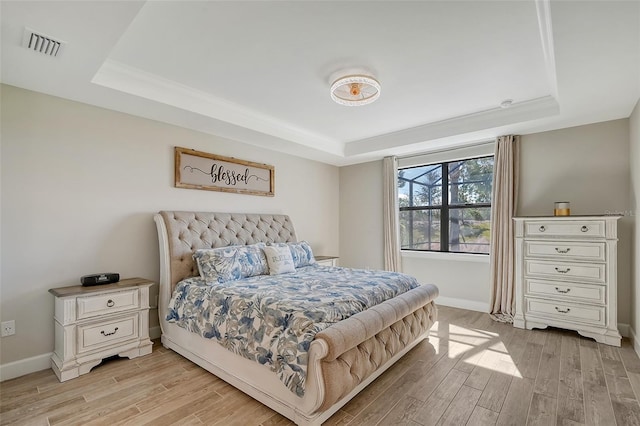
[49,278,154,381]
[513,216,621,346]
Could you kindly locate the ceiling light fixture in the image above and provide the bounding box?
[330,74,381,106]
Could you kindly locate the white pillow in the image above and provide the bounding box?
[263,245,295,275]
[269,241,316,268]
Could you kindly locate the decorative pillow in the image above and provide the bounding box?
[193,243,268,283]
[262,245,296,275]
[269,241,316,268]
[288,241,316,267]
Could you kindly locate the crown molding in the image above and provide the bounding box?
[91,60,344,156]
[91,60,561,162]
[536,0,559,99]
[344,95,560,156]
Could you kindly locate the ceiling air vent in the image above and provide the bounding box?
[22,28,65,57]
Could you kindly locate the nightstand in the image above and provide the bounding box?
[49,277,154,382]
[315,256,339,267]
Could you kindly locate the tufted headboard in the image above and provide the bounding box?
[155,211,297,292]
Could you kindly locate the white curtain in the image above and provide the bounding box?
[489,135,520,322]
[383,156,402,272]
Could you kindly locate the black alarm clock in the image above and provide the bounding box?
[80,273,120,286]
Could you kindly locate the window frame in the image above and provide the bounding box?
[398,155,494,255]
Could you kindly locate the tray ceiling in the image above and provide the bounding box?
[1,1,638,165]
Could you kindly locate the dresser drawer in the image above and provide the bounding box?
[77,314,139,353]
[525,241,605,262]
[525,220,605,238]
[525,279,605,304]
[77,290,139,320]
[525,298,605,326]
[525,260,606,283]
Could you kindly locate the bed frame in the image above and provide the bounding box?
[154,211,438,425]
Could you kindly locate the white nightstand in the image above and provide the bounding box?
[49,277,154,381]
[315,256,339,267]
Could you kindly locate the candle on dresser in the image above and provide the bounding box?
[554,201,570,216]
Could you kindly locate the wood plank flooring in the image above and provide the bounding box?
[2,306,640,425]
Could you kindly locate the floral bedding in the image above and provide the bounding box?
[166,265,420,396]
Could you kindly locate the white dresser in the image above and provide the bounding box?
[513,216,621,346]
[49,278,154,381]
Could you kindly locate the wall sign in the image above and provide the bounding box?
[175,147,274,197]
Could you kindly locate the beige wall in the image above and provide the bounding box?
[518,119,632,324]
[630,99,640,343]
[339,119,633,321]
[401,254,491,311]
[339,161,384,270]
[0,85,339,367]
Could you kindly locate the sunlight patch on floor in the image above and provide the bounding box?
[430,321,523,379]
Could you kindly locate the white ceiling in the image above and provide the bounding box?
[1,1,639,166]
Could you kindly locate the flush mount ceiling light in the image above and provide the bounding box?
[330,74,381,106]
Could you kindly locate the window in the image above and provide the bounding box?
[398,155,494,254]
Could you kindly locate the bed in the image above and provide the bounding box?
[154,211,438,425]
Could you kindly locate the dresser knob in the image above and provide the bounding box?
[555,267,571,274]
[106,299,115,307]
[555,307,571,314]
[539,225,546,232]
[555,287,571,294]
[555,248,570,254]
[581,226,589,232]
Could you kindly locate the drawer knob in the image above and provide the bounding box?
[106,299,115,308]
[555,307,571,314]
[539,225,546,232]
[555,267,571,274]
[555,287,571,294]
[555,248,571,254]
[100,327,118,337]
[581,226,589,233]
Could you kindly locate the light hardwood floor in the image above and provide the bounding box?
[2,306,640,426]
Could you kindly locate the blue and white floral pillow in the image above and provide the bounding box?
[289,241,316,267]
[193,243,268,283]
[270,241,316,268]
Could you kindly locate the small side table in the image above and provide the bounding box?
[315,256,339,267]
[49,277,154,382]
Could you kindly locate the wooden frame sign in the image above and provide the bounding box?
[175,147,274,196]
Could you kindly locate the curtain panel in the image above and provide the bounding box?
[489,135,520,322]
[383,156,402,272]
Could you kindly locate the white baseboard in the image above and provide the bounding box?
[150,326,161,340]
[619,323,631,338]
[1,326,162,382]
[435,296,489,313]
[631,326,640,357]
[0,352,52,382]
[4,322,630,382]
[434,299,634,342]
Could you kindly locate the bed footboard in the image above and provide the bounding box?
[312,284,438,412]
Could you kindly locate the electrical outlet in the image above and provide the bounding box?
[1,320,15,337]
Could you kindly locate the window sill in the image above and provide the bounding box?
[401,250,490,263]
